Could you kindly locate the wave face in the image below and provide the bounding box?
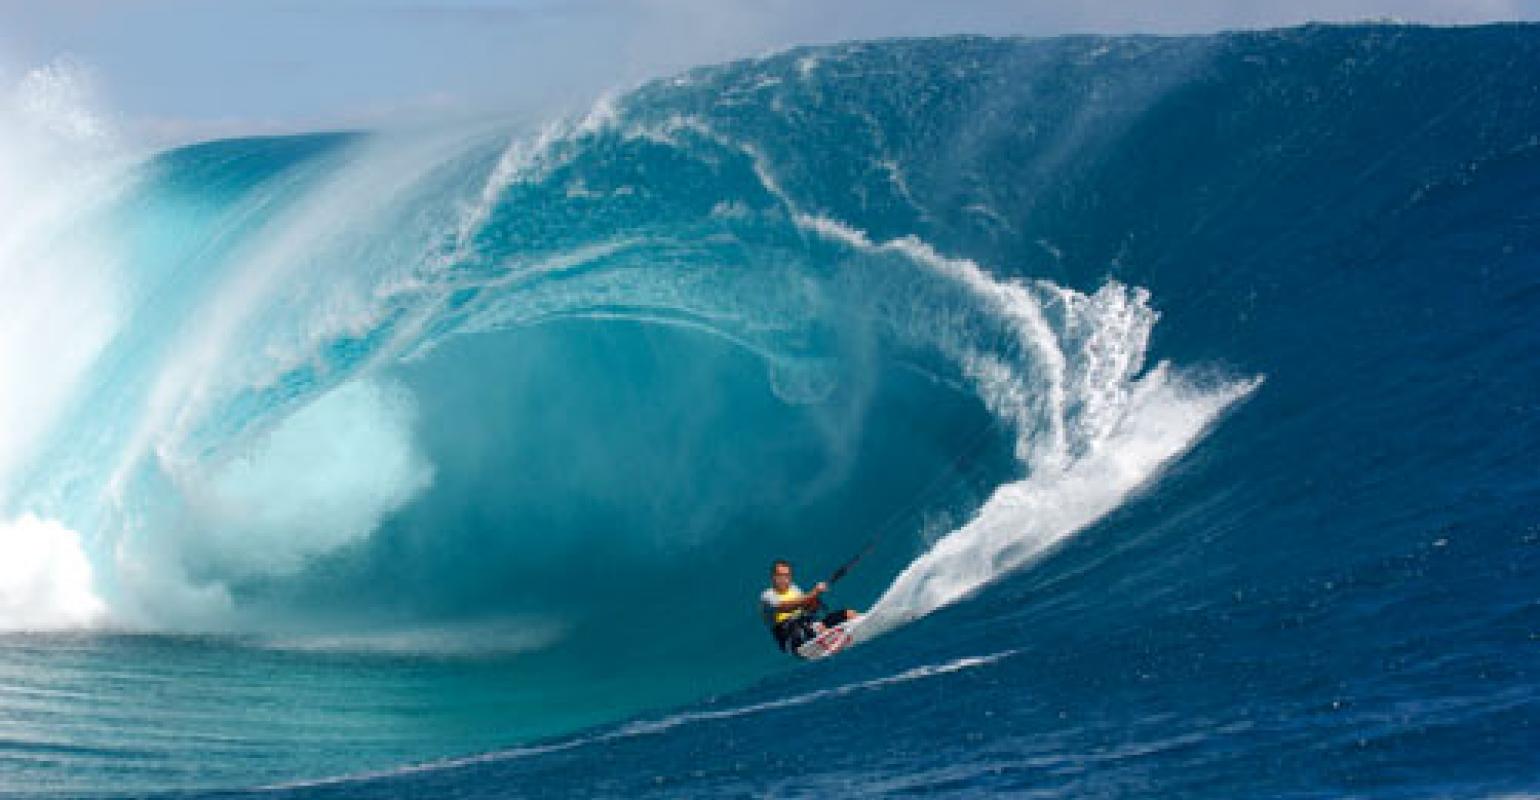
[1,25,1537,797]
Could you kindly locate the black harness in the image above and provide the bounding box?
[773,613,821,655]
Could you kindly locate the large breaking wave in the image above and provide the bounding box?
[4,24,1540,798]
[0,39,1254,648]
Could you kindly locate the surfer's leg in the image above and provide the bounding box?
[823,609,856,626]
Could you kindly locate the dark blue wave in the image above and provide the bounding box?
[1,23,1536,798]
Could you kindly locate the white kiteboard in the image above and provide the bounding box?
[794,618,858,660]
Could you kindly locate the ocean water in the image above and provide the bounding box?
[0,24,1536,798]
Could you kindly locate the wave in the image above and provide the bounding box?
[2,25,1537,797]
[0,42,1255,647]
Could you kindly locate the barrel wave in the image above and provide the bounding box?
[0,24,1536,798]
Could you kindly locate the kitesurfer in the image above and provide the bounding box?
[759,559,860,654]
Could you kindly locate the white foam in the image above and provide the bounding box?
[173,378,434,580]
[614,649,1016,736]
[0,62,135,632]
[0,514,108,631]
[101,377,436,630]
[449,93,620,256]
[856,369,1260,640]
[0,60,127,507]
[792,212,1261,643]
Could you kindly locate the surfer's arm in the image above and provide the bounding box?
[769,584,827,612]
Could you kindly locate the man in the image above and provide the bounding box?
[760,558,860,654]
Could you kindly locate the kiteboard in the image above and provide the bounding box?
[794,618,857,660]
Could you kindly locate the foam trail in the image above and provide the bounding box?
[791,214,1262,643]
[857,370,1260,640]
[262,649,1016,791]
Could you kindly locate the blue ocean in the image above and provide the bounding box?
[0,24,1535,798]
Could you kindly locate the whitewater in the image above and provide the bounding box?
[0,24,1536,798]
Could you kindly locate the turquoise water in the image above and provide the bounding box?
[0,24,1537,797]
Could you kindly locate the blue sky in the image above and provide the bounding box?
[2,0,1537,145]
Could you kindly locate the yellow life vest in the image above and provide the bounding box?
[769,586,805,625]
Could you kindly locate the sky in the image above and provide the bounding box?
[1,0,1538,146]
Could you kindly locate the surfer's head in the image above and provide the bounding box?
[770,559,793,592]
